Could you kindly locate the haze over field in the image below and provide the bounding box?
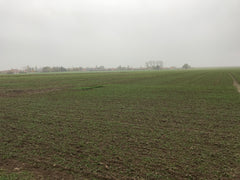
[0,0,240,70]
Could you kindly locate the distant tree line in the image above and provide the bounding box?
[17,65,145,73]
[1,61,194,74]
[42,66,67,72]
[145,60,163,70]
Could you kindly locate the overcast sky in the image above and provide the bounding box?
[0,0,240,70]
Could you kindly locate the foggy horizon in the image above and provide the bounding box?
[1,0,240,71]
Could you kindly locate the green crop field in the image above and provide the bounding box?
[0,69,240,179]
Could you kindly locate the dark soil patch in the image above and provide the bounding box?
[73,85,104,91]
[0,87,67,97]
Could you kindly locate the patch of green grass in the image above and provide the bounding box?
[0,169,34,180]
[0,69,240,179]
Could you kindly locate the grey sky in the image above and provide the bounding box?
[0,0,240,70]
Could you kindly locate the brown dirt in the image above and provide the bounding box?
[0,158,75,179]
[0,158,122,179]
[0,87,67,97]
[229,73,240,93]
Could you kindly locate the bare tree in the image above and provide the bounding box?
[145,60,163,70]
[182,64,191,69]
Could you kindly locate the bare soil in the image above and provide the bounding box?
[229,73,240,93]
[0,87,66,97]
[0,158,75,180]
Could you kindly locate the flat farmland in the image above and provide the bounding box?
[0,69,240,179]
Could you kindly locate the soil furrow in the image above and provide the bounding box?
[229,73,240,93]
